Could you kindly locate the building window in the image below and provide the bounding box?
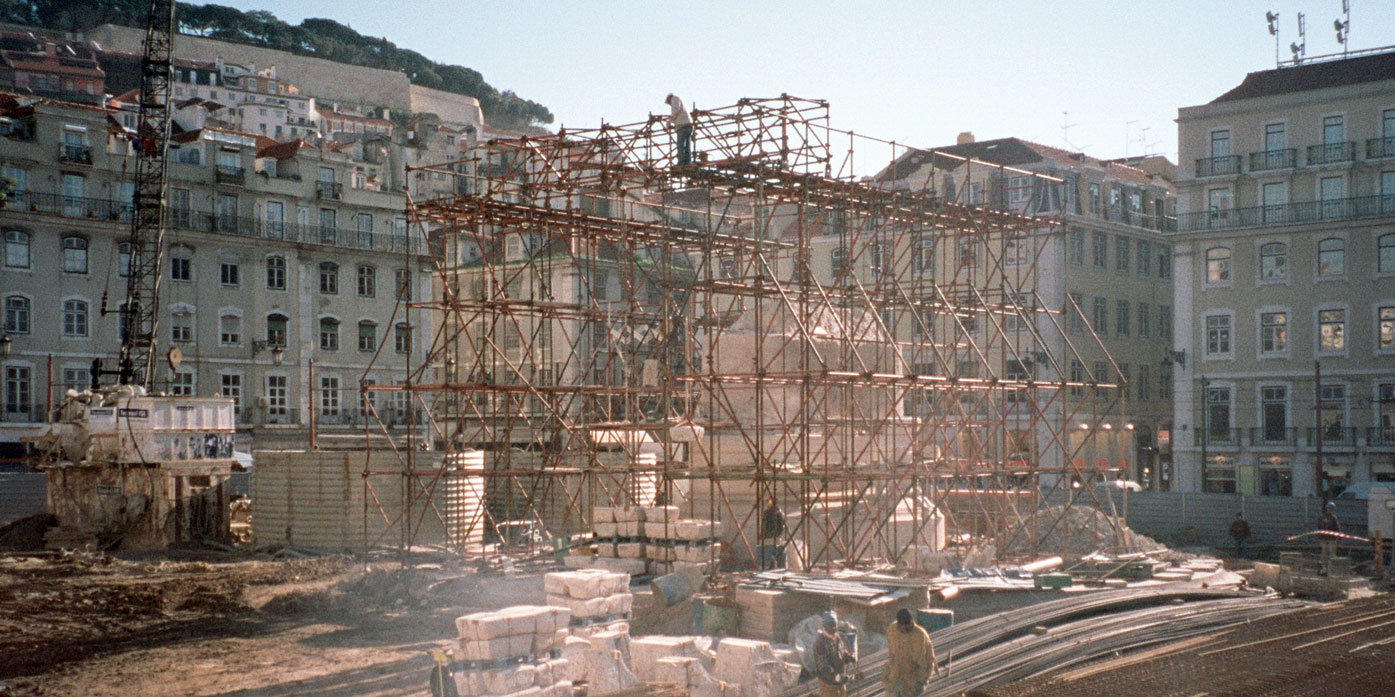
[1205,384,1232,440]
[1260,312,1287,354]
[265,375,287,418]
[912,236,934,274]
[1261,385,1288,442]
[266,255,286,290]
[1318,308,1345,352]
[1205,247,1230,283]
[394,322,410,354]
[319,262,339,294]
[1159,363,1173,400]
[318,208,336,244]
[1115,300,1130,337]
[220,261,240,286]
[1067,230,1084,266]
[1158,248,1171,279]
[356,265,376,297]
[1069,359,1084,397]
[7,295,33,334]
[170,310,193,344]
[5,230,31,268]
[4,366,32,418]
[1115,236,1130,272]
[1210,129,1231,157]
[1319,383,1347,437]
[957,239,977,268]
[219,312,241,345]
[170,246,192,282]
[1159,305,1172,340]
[62,236,88,274]
[221,373,242,412]
[319,375,340,416]
[1205,314,1231,355]
[266,313,288,347]
[170,371,194,396]
[62,299,88,337]
[1136,240,1150,277]
[1318,238,1345,276]
[319,317,340,351]
[1091,297,1108,336]
[1091,232,1107,268]
[117,242,132,277]
[394,268,410,301]
[355,213,373,248]
[1137,303,1150,338]
[358,321,377,352]
[1380,234,1395,274]
[1380,306,1395,351]
[1259,242,1287,280]
[62,367,91,393]
[1137,364,1150,402]
[1067,292,1084,335]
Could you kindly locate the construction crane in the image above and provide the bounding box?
[100,0,176,388]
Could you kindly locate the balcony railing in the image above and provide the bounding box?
[215,165,245,185]
[316,180,342,200]
[1194,155,1241,177]
[1366,136,1395,159]
[1366,427,1395,447]
[58,143,93,164]
[1307,141,1357,165]
[1306,426,1357,447]
[1099,207,1178,232]
[1248,148,1296,171]
[1177,193,1395,232]
[1194,428,1241,447]
[1249,426,1298,447]
[7,191,425,254]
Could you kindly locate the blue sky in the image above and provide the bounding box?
[214,1,1395,164]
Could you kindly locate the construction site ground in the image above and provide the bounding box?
[0,550,561,697]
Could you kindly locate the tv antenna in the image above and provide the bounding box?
[1061,111,1080,151]
[1266,10,1281,66]
[1290,12,1307,64]
[1334,1,1350,57]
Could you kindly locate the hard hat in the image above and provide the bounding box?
[821,610,838,629]
[1325,501,1336,509]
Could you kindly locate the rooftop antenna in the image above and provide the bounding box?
[1290,12,1306,64]
[1334,0,1350,57]
[1266,10,1281,66]
[1061,111,1080,151]
[1125,120,1138,156]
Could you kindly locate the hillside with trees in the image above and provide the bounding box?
[0,0,554,129]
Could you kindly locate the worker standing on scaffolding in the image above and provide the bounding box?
[666,93,693,165]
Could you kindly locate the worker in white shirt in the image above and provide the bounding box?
[665,93,693,165]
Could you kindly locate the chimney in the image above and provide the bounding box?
[956,131,975,145]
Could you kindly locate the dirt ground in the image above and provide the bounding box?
[0,549,550,697]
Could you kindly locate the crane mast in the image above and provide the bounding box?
[119,0,176,388]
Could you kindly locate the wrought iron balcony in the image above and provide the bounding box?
[1306,141,1356,165]
[1194,155,1241,177]
[316,180,342,200]
[1177,193,1395,232]
[214,165,245,184]
[1249,426,1298,447]
[1193,428,1240,447]
[1367,136,1395,159]
[1367,426,1395,448]
[1306,426,1357,447]
[58,143,92,164]
[1248,148,1296,171]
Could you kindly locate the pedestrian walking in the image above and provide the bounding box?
[813,611,855,697]
[1229,512,1251,558]
[884,608,936,697]
[1318,501,1341,564]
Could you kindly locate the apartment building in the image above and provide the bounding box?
[0,31,104,105]
[0,93,435,452]
[884,136,1178,489]
[1172,50,1395,498]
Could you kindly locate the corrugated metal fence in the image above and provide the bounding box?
[0,473,47,525]
[1086,490,1369,550]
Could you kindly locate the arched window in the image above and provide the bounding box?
[1378,233,1395,274]
[319,261,339,295]
[356,265,376,297]
[265,312,289,347]
[4,295,31,333]
[61,236,88,274]
[1205,247,1230,283]
[62,299,88,337]
[4,229,30,268]
[319,317,340,351]
[1318,238,1345,276]
[265,255,286,290]
[1258,242,1286,280]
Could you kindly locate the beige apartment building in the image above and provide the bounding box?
[0,93,440,452]
[1172,50,1395,498]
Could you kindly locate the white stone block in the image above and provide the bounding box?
[594,521,618,538]
[614,506,644,522]
[643,505,679,524]
[632,636,698,682]
[593,506,616,523]
[457,611,511,640]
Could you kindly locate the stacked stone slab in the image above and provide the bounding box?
[544,568,634,627]
[590,505,722,576]
[633,636,802,697]
[452,605,573,697]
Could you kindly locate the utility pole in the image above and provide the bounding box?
[1199,376,1210,481]
[1315,360,1324,499]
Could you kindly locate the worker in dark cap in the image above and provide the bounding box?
[1318,501,1341,566]
[884,608,936,697]
[812,610,855,697]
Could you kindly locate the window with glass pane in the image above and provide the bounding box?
[1092,232,1107,268]
[1137,241,1150,277]
[1320,176,1344,218]
[319,262,338,294]
[5,366,32,417]
[1158,249,1171,278]
[221,374,241,412]
[1116,237,1130,272]
[1067,230,1084,266]
[266,256,286,290]
[1323,115,1344,144]
[394,323,410,354]
[358,321,377,351]
[1160,305,1172,340]
[1069,359,1084,397]
[1259,242,1287,279]
[1116,300,1130,336]
[1320,383,1346,435]
[394,268,410,301]
[1261,312,1287,353]
[170,310,193,343]
[1092,297,1108,335]
[1137,303,1150,337]
[1205,315,1230,355]
[1379,234,1395,273]
[265,375,287,417]
[319,375,340,416]
[266,313,288,347]
[1137,364,1150,401]
[5,229,31,269]
[1206,386,1231,437]
[1318,309,1345,352]
[1379,307,1395,350]
[1210,130,1230,157]
[1318,238,1344,276]
[1262,386,1287,441]
[1205,248,1230,283]
[357,265,375,297]
[1067,292,1084,334]
[219,313,241,345]
[220,261,239,286]
[62,236,87,273]
[264,200,284,239]
[319,318,339,351]
[170,371,193,396]
[318,208,336,244]
[1264,122,1285,151]
[216,193,237,233]
[62,299,87,337]
[62,367,90,393]
[355,213,372,248]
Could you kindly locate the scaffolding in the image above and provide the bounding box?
[360,96,1129,568]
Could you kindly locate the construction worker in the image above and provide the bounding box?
[665,93,693,165]
[761,497,787,568]
[812,611,855,697]
[1318,501,1341,566]
[428,648,458,697]
[884,608,936,697]
[1229,512,1251,558]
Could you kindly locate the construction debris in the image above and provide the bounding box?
[1001,505,1168,557]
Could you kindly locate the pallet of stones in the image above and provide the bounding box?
[544,569,635,628]
[453,605,574,697]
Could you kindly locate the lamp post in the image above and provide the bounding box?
[0,334,12,358]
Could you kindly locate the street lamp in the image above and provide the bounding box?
[0,334,11,358]
[251,341,285,366]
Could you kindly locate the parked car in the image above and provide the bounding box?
[1336,481,1394,500]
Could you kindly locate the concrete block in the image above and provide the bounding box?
[615,506,644,522]
[593,506,616,523]
[594,521,618,538]
[644,505,679,524]
[632,636,698,682]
